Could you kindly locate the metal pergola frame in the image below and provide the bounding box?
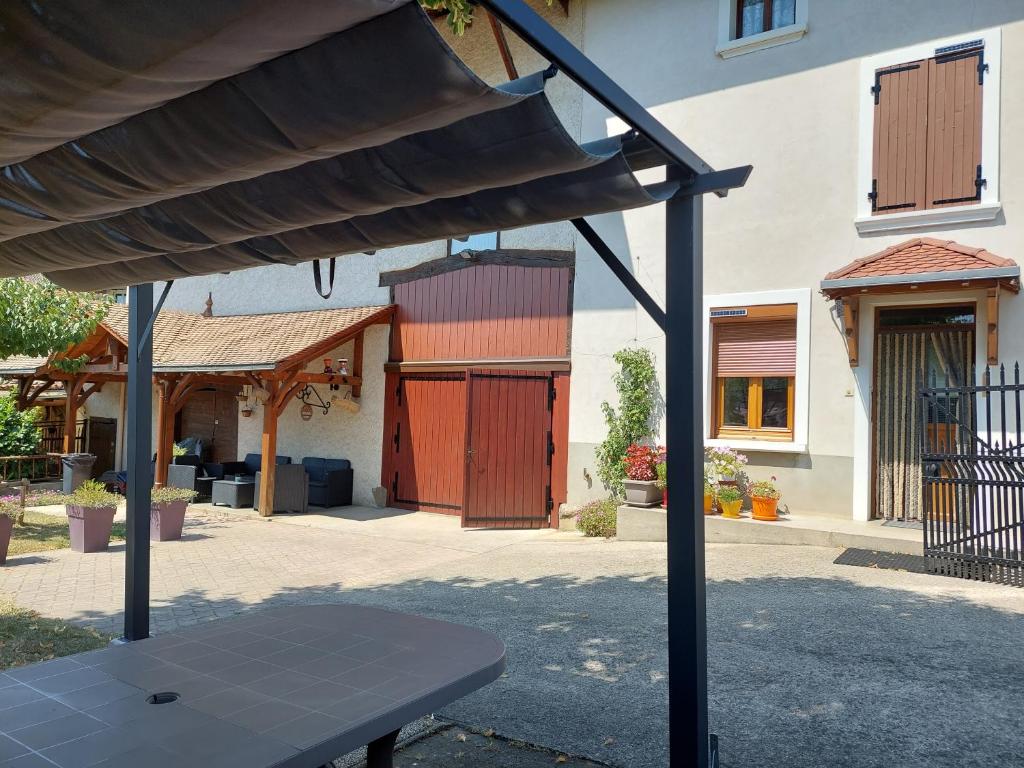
[118,3,751,767]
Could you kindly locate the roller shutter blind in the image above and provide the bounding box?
[714,320,797,377]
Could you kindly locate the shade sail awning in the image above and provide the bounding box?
[0,0,406,168]
[0,1,671,292]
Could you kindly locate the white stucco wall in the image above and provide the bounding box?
[562,0,1024,516]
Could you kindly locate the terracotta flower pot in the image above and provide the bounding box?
[751,496,779,521]
[0,516,13,565]
[66,504,117,553]
[151,499,188,541]
[662,489,668,508]
[719,499,743,519]
[703,493,715,515]
[623,479,661,507]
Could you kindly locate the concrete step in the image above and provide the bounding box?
[704,512,923,556]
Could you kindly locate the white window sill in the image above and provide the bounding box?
[705,438,807,455]
[855,201,1001,234]
[716,23,807,58]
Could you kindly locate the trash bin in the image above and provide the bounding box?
[61,453,97,494]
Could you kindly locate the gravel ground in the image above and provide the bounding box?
[3,513,1021,768]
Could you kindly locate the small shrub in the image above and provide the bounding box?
[704,446,748,480]
[151,486,197,504]
[655,461,668,490]
[66,480,119,509]
[0,496,19,520]
[716,485,743,503]
[623,443,658,481]
[749,476,781,500]
[171,443,187,458]
[575,498,617,538]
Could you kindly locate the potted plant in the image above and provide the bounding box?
[0,496,17,565]
[65,480,119,553]
[622,444,660,507]
[717,485,743,519]
[151,486,197,541]
[749,476,781,521]
[703,465,716,514]
[655,446,667,507]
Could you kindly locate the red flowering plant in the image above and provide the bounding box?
[623,443,659,481]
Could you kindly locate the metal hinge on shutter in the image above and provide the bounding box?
[548,379,556,410]
[393,422,401,451]
[868,179,916,213]
[932,165,986,206]
[546,431,554,466]
[392,472,398,497]
[870,62,920,105]
[395,381,402,406]
[545,487,553,514]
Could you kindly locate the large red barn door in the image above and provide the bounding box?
[390,374,466,514]
[463,370,553,529]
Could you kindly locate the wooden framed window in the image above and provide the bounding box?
[735,0,796,39]
[871,44,986,215]
[712,304,796,440]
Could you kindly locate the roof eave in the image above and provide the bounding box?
[820,267,1021,297]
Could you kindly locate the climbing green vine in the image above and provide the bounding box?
[595,347,658,496]
[420,0,556,35]
[0,278,110,367]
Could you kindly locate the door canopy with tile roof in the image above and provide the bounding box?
[820,238,1020,299]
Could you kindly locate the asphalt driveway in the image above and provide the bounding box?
[1,509,1021,767]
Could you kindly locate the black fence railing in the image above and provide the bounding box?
[920,364,1024,586]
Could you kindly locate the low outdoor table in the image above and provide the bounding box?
[211,476,256,508]
[0,605,506,768]
[195,475,215,501]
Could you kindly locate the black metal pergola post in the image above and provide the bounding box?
[124,282,153,641]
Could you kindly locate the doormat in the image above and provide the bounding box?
[834,548,928,574]
[881,519,923,530]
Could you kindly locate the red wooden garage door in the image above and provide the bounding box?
[390,374,466,513]
[462,370,553,529]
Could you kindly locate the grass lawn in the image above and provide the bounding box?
[7,510,126,557]
[0,599,111,671]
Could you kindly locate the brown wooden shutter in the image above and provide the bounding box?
[871,60,929,214]
[714,320,797,377]
[926,49,984,208]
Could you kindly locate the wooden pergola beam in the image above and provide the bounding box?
[842,296,859,368]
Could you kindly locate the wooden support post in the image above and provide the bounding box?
[63,377,83,453]
[352,331,364,399]
[257,380,280,518]
[987,286,999,365]
[842,296,859,368]
[154,379,174,487]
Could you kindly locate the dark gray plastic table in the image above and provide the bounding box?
[0,605,506,768]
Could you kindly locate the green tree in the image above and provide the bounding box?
[595,347,658,496]
[0,278,109,369]
[421,0,555,35]
[0,394,41,456]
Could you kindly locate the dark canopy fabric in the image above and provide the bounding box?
[0,0,406,168]
[0,1,673,292]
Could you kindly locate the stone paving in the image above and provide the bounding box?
[1,508,1022,767]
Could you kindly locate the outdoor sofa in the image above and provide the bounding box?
[210,453,291,479]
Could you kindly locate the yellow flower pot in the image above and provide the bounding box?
[719,499,742,519]
[703,493,714,515]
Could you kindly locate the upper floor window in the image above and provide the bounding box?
[736,0,795,39]
[716,0,806,59]
[856,30,1001,234]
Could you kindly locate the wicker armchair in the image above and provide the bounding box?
[253,464,308,514]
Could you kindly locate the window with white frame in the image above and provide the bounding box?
[855,29,1001,234]
[703,289,811,453]
[716,0,807,59]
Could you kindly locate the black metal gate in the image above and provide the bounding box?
[920,365,1024,585]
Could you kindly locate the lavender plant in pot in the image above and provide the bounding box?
[0,496,17,565]
[65,480,119,553]
[151,486,197,541]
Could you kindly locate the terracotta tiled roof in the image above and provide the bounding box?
[0,304,394,375]
[824,238,1016,281]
